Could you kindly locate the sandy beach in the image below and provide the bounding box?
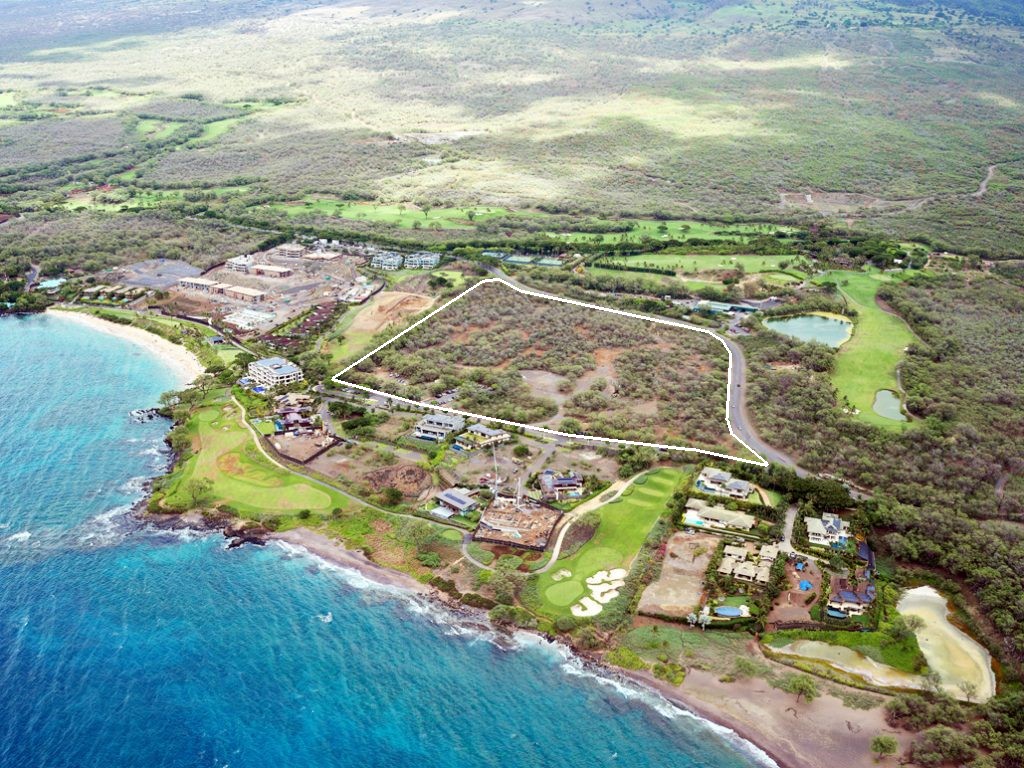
[272,528,433,594]
[49,308,204,388]
[626,665,911,768]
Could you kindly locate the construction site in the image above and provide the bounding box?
[159,243,378,333]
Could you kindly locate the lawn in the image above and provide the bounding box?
[816,270,916,429]
[161,389,352,518]
[135,118,182,140]
[530,468,684,619]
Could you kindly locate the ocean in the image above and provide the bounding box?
[0,313,769,768]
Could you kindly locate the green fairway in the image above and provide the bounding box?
[551,220,791,245]
[530,468,684,619]
[600,253,804,276]
[162,389,353,517]
[135,118,182,140]
[817,270,915,429]
[270,199,510,229]
[192,117,242,142]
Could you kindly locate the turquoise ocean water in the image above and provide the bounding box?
[0,313,769,768]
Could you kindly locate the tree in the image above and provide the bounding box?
[186,477,213,507]
[381,486,403,507]
[777,673,819,703]
[399,519,436,553]
[956,680,977,704]
[870,734,898,761]
[513,444,530,459]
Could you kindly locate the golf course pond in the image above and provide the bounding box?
[763,313,853,348]
[872,389,907,422]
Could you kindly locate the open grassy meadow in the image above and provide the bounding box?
[817,270,916,429]
[530,469,683,619]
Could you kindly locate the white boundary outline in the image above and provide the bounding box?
[332,277,768,467]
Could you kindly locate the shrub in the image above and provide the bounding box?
[910,727,976,768]
[605,646,648,671]
[417,552,442,568]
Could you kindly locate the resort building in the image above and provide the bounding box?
[696,467,754,499]
[273,243,307,259]
[455,424,511,451]
[226,255,254,273]
[683,498,756,532]
[431,488,478,519]
[404,251,440,269]
[413,413,465,441]
[252,264,293,278]
[538,470,585,501]
[223,309,275,330]
[223,285,266,303]
[178,276,220,292]
[247,357,305,388]
[805,512,851,547]
[371,252,404,270]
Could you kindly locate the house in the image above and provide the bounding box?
[538,470,584,501]
[805,512,851,547]
[719,544,774,585]
[683,498,756,531]
[247,357,305,388]
[723,544,748,559]
[404,251,440,269]
[454,423,510,451]
[827,577,876,616]
[413,413,465,441]
[432,488,477,519]
[759,544,780,563]
[371,252,404,270]
[696,467,753,499]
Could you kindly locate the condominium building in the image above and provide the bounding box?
[247,357,305,388]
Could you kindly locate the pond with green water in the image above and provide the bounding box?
[763,313,852,348]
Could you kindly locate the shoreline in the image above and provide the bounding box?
[107,309,892,768]
[48,307,204,388]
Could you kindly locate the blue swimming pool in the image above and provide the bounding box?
[826,609,849,619]
[714,606,743,617]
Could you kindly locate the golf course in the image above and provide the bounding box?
[530,468,685,620]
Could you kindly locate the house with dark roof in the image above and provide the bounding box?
[538,469,584,501]
[696,467,753,499]
[826,577,876,616]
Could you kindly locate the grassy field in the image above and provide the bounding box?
[135,118,182,140]
[531,469,683,619]
[816,270,916,429]
[553,220,787,244]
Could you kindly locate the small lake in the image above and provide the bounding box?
[897,586,996,702]
[763,313,852,348]
[873,389,907,422]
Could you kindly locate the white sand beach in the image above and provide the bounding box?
[49,309,204,388]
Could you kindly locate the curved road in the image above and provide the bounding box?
[487,269,811,476]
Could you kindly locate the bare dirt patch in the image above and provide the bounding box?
[362,464,431,498]
[350,291,434,335]
[779,191,929,214]
[638,531,719,618]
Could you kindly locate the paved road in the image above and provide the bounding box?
[488,269,812,476]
